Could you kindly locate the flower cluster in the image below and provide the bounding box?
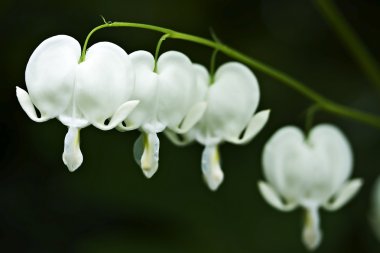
[16,35,269,190]
[16,34,364,250]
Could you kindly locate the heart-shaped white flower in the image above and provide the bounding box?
[166,62,270,190]
[16,35,139,172]
[258,124,362,250]
[117,50,206,178]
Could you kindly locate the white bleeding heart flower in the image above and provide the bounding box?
[370,176,380,241]
[258,124,362,251]
[117,50,206,178]
[16,35,138,172]
[166,62,270,191]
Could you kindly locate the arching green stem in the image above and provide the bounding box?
[80,21,380,129]
[154,33,171,72]
[79,23,174,63]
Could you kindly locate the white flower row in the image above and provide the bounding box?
[16,35,364,251]
[16,35,270,190]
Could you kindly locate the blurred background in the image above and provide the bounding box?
[1,0,380,252]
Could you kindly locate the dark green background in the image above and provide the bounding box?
[1,0,380,252]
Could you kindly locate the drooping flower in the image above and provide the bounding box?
[258,124,362,250]
[117,50,206,178]
[16,35,138,172]
[166,62,270,191]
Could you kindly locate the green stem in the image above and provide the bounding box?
[305,104,321,136]
[314,0,380,92]
[80,21,380,129]
[79,23,174,63]
[209,49,219,84]
[154,34,171,72]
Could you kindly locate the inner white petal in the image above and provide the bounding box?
[62,127,83,172]
[133,132,160,178]
[201,145,224,191]
[142,122,166,134]
[58,114,89,128]
[302,204,322,251]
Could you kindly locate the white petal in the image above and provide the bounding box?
[308,124,353,193]
[169,102,207,134]
[62,127,83,172]
[133,134,144,167]
[323,178,362,211]
[163,129,194,146]
[258,181,297,211]
[225,109,270,144]
[57,93,89,128]
[92,100,139,131]
[194,62,260,144]
[116,122,139,132]
[201,145,224,191]
[302,206,322,251]
[157,51,196,128]
[126,51,160,129]
[76,42,134,126]
[25,35,80,118]
[133,132,160,178]
[166,64,208,144]
[16,87,51,122]
[58,113,90,128]
[263,126,306,200]
[192,63,210,101]
[130,50,155,71]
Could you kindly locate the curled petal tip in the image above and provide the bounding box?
[93,100,140,131]
[16,87,50,122]
[173,102,207,134]
[258,181,297,211]
[323,178,363,211]
[225,109,270,145]
[164,129,193,146]
[62,127,83,172]
[116,121,139,132]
